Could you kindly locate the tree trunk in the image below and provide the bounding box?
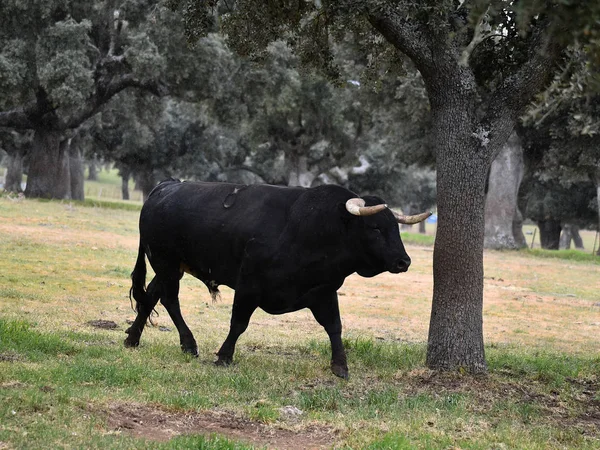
[537,220,562,250]
[25,129,71,199]
[4,150,24,193]
[69,136,85,201]
[287,153,315,187]
[484,132,525,249]
[595,171,600,256]
[419,220,426,234]
[88,156,98,181]
[426,88,488,374]
[137,171,156,202]
[559,224,573,250]
[572,225,584,249]
[121,169,130,200]
[512,207,527,248]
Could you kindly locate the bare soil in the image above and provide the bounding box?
[101,402,337,449]
[86,320,119,329]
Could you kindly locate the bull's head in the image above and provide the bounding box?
[345,198,431,276]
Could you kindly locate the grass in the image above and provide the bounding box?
[84,168,144,203]
[0,195,599,449]
[521,248,600,264]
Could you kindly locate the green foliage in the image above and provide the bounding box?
[36,18,94,109]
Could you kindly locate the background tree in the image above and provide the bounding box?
[0,0,165,199]
[523,47,600,253]
[0,129,31,193]
[484,132,527,249]
[171,0,600,372]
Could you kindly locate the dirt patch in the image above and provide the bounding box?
[0,352,21,362]
[86,320,119,329]
[102,402,337,449]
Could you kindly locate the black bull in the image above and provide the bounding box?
[125,179,430,378]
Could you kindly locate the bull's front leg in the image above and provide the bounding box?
[309,293,348,379]
[215,298,257,366]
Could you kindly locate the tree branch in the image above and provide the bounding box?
[0,87,57,130]
[0,108,35,130]
[459,6,490,67]
[65,75,167,129]
[366,6,434,74]
[485,19,567,129]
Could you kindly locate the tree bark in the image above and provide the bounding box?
[137,171,156,202]
[484,132,525,249]
[69,136,85,201]
[512,207,527,248]
[25,129,71,199]
[559,224,573,250]
[419,220,426,234]
[88,156,98,181]
[121,169,130,200]
[425,84,488,374]
[537,219,562,250]
[595,170,600,256]
[4,150,24,193]
[571,225,584,249]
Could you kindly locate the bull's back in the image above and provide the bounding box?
[139,180,303,286]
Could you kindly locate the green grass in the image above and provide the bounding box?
[84,168,144,203]
[521,248,600,264]
[0,189,599,448]
[1,317,599,449]
[400,232,435,246]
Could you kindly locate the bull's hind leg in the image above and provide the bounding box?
[160,278,198,356]
[125,278,160,348]
[215,298,257,366]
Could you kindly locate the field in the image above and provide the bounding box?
[0,194,599,449]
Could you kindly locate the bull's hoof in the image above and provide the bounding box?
[181,345,199,357]
[331,362,349,380]
[214,355,233,367]
[124,337,140,348]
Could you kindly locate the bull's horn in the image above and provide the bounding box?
[345,198,387,216]
[392,210,432,225]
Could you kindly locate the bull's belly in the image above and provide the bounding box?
[258,301,307,315]
[180,262,237,290]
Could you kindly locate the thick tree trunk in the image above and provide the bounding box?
[25,129,71,199]
[121,169,130,200]
[426,90,488,374]
[595,173,600,256]
[4,150,24,193]
[484,132,525,249]
[512,207,527,248]
[69,137,85,201]
[559,224,573,250]
[137,171,156,202]
[537,220,562,250]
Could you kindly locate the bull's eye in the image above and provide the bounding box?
[372,227,382,234]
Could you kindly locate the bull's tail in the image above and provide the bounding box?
[129,243,152,316]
